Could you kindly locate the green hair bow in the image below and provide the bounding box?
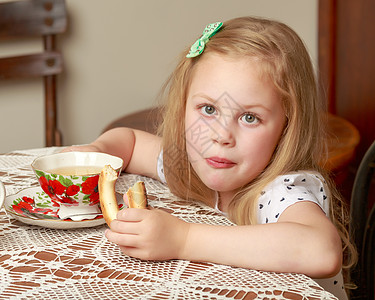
[186,22,223,58]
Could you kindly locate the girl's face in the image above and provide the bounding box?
[185,54,286,203]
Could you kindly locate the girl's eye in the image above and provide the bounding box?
[240,113,259,125]
[200,105,216,116]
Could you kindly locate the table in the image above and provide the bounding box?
[0,147,338,299]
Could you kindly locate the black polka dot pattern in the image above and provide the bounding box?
[257,171,329,225]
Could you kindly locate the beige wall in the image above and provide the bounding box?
[0,0,317,153]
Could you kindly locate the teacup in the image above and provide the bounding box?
[0,180,5,210]
[31,152,123,219]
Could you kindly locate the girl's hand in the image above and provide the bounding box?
[61,144,101,153]
[105,208,190,261]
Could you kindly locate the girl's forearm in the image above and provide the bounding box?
[182,221,342,278]
[91,128,136,170]
[92,128,161,179]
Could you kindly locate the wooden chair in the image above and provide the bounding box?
[0,0,67,147]
[102,107,162,135]
[349,140,375,300]
[323,113,360,180]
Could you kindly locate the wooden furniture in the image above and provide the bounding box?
[324,113,360,184]
[318,0,375,165]
[102,107,162,135]
[350,140,375,300]
[318,0,375,206]
[0,0,67,147]
[0,147,338,299]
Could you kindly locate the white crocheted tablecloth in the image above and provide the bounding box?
[0,147,337,299]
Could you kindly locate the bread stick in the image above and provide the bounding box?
[99,166,148,227]
[99,165,119,227]
[127,181,148,209]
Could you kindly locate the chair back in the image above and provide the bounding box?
[350,140,375,299]
[0,0,67,146]
[102,107,162,134]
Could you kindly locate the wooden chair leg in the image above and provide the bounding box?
[44,75,60,146]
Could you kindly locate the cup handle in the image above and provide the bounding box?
[0,180,5,209]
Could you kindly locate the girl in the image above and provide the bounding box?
[64,17,355,299]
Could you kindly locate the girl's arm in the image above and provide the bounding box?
[63,128,162,179]
[107,200,342,278]
[182,201,342,278]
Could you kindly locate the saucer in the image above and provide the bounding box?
[5,186,123,229]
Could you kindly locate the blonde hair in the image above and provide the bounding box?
[159,16,356,270]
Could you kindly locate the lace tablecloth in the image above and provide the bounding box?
[0,147,337,299]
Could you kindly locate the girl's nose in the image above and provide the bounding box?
[211,119,235,147]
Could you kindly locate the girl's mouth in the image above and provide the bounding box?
[206,157,236,168]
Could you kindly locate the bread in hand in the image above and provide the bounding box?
[126,181,147,209]
[98,165,119,227]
